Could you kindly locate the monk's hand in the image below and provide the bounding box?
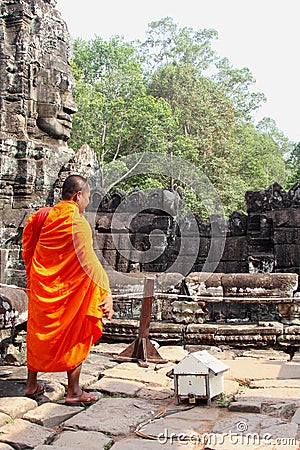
[100,291,114,320]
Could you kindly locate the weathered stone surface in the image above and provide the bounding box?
[86,377,144,397]
[103,362,174,388]
[238,387,300,402]
[0,445,15,450]
[0,0,75,211]
[222,273,298,298]
[23,402,83,428]
[260,422,298,439]
[185,272,224,297]
[0,396,36,419]
[155,346,188,363]
[39,370,98,388]
[250,379,300,389]
[228,401,261,413]
[291,407,300,424]
[136,386,173,400]
[111,439,196,449]
[63,398,159,436]
[222,357,288,381]
[141,416,207,438]
[51,430,112,449]
[0,413,11,427]
[0,418,55,448]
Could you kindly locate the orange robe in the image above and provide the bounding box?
[22,200,110,372]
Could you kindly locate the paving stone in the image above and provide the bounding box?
[204,434,298,450]
[223,379,240,395]
[63,397,159,436]
[39,371,98,388]
[138,406,219,442]
[0,444,15,450]
[228,401,261,413]
[157,346,188,362]
[260,422,298,440]
[103,361,174,388]
[93,342,128,355]
[39,381,65,403]
[35,447,74,450]
[0,418,55,449]
[111,438,197,449]
[291,407,300,424]
[0,413,12,427]
[81,354,117,377]
[212,414,263,434]
[136,386,173,400]
[164,406,219,422]
[238,387,300,402]
[23,402,83,427]
[0,365,27,380]
[260,401,300,418]
[250,379,300,388]
[87,376,144,396]
[52,429,112,449]
[141,416,207,438]
[0,397,37,419]
[222,358,287,381]
[241,349,290,360]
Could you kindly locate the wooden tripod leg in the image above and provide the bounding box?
[114,277,167,364]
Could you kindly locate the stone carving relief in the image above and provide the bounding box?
[0,0,76,209]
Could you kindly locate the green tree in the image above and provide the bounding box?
[139,16,218,71]
[287,142,300,185]
[213,57,267,119]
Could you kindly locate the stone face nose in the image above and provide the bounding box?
[62,91,78,115]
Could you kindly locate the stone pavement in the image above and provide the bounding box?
[0,343,299,449]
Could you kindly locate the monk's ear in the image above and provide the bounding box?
[72,191,81,202]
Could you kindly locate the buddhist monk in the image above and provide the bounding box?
[22,174,114,405]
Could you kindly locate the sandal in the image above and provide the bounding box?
[25,383,45,400]
[65,389,98,407]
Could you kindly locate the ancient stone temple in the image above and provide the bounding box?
[0,0,78,284]
[0,0,77,208]
[1,0,300,358]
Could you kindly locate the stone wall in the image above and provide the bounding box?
[90,182,300,283]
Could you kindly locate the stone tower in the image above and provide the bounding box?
[0,0,76,209]
[0,0,77,284]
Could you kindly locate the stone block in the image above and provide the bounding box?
[0,418,55,448]
[52,430,112,450]
[274,229,299,245]
[222,273,298,298]
[63,397,160,436]
[275,244,300,268]
[23,402,83,428]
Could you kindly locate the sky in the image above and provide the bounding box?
[55,0,299,143]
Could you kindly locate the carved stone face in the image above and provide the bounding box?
[35,70,77,142]
[28,1,77,145]
[0,0,77,145]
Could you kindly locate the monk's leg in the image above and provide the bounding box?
[66,363,82,399]
[25,369,39,395]
[65,363,97,403]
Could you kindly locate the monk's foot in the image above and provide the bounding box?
[65,389,98,406]
[25,383,45,400]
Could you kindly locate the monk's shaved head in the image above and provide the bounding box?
[62,175,89,200]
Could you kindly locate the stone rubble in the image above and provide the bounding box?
[0,345,298,449]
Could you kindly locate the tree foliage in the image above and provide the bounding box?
[68,18,294,215]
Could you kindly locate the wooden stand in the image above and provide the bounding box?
[114,277,167,366]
